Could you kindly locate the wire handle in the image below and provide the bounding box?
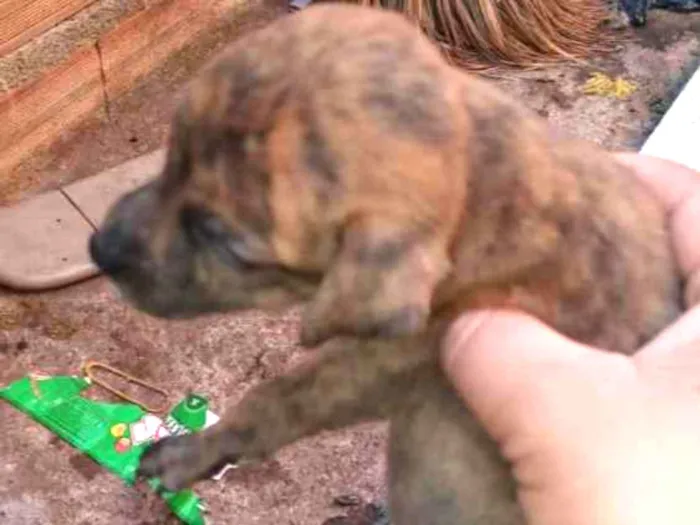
[82,360,170,413]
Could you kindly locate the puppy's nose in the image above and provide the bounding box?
[89,224,141,275]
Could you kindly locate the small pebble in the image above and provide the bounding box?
[333,494,362,507]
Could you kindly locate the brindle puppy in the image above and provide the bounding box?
[89,5,684,524]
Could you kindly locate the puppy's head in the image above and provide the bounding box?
[90,5,459,346]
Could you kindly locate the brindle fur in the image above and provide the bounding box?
[89,5,683,524]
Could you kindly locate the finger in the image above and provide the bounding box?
[615,153,700,279]
[441,310,628,442]
[687,271,700,308]
[633,305,700,397]
[442,311,592,372]
[615,153,700,214]
[673,191,700,279]
[637,304,700,359]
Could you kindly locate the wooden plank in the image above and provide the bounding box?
[0,45,103,177]
[0,0,97,56]
[0,0,234,178]
[99,0,223,99]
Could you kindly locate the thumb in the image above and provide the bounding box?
[441,310,631,444]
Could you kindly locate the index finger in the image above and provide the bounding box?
[615,153,700,282]
[615,153,700,214]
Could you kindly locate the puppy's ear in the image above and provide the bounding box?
[300,216,450,347]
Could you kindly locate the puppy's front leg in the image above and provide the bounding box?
[138,335,434,491]
[389,368,524,525]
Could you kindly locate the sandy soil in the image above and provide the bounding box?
[1,8,699,525]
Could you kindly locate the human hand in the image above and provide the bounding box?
[442,154,700,525]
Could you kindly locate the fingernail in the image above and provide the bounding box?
[443,311,492,370]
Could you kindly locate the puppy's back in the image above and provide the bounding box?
[442,73,682,353]
[183,4,682,353]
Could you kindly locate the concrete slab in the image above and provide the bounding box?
[641,65,700,170]
[0,149,163,292]
[62,148,164,227]
[0,191,95,290]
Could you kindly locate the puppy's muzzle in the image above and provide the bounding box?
[89,223,143,277]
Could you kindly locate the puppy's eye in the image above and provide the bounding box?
[181,207,226,239]
[180,207,256,268]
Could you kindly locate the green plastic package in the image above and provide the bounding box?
[0,373,231,524]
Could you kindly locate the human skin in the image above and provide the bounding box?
[443,154,700,525]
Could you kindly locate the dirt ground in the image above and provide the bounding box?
[1,7,699,525]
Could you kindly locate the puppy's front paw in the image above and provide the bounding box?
[137,433,235,492]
